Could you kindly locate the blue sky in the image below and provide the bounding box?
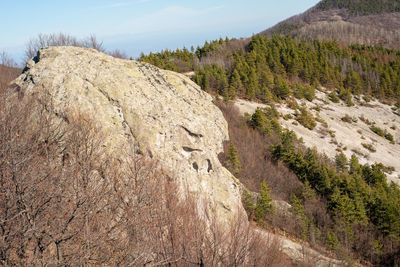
[1,0,320,64]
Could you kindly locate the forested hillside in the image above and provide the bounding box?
[219,102,400,266]
[317,0,400,15]
[140,35,400,104]
[140,35,400,265]
[261,0,400,48]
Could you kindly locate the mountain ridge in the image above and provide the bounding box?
[261,0,400,48]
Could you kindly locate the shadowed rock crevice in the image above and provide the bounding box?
[192,162,199,172]
[207,159,213,173]
[181,125,203,138]
[182,146,202,152]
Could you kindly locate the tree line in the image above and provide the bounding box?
[140,35,400,104]
[317,0,400,15]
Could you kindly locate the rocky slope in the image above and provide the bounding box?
[235,90,400,186]
[14,46,243,224]
[261,0,400,48]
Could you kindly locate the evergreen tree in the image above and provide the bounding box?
[302,180,316,200]
[255,180,274,222]
[274,75,291,99]
[227,142,241,175]
[335,152,348,172]
[349,154,361,175]
[297,105,317,130]
[290,194,309,240]
[230,69,242,93]
[326,231,339,251]
[140,34,400,104]
[246,69,258,100]
[242,188,256,219]
[304,84,316,101]
[250,108,266,131]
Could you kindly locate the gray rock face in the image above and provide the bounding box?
[14,46,243,224]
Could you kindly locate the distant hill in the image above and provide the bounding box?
[261,0,400,48]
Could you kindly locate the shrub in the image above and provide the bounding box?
[329,91,340,103]
[341,114,353,123]
[384,132,395,144]
[370,125,395,143]
[359,115,372,125]
[297,105,317,130]
[283,113,293,120]
[370,125,385,137]
[363,96,371,103]
[362,143,376,152]
[315,113,328,128]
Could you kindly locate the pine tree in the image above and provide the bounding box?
[304,84,316,101]
[229,69,242,98]
[250,108,265,129]
[349,154,361,175]
[326,231,339,251]
[227,142,241,175]
[290,194,309,240]
[242,188,256,219]
[274,75,291,99]
[302,180,316,200]
[259,65,274,89]
[255,180,274,222]
[246,69,258,100]
[335,152,348,172]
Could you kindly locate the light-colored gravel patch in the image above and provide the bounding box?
[235,91,400,186]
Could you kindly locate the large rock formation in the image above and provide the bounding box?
[14,46,243,224]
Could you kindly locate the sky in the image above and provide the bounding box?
[1,0,320,64]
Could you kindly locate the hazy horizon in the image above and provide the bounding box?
[1,0,320,64]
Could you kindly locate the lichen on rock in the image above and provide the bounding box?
[15,46,244,224]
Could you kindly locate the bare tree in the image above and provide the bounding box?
[0,52,20,91]
[81,34,105,53]
[0,87,285,266]
[24,33,106,62]
[108,49,128,59]
[0,52,17,68]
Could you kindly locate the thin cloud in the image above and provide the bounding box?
[202,5,224,13]
[96,0,151,9]
[98,4,228,39]
[120,5,222,34]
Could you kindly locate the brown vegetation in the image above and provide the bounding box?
[217,102,302,202]
[296,20,400,48]
[197,38,249,70]
[0,88,286,266]
[262,6,400,49]
[0,52,20,91]
[24,33,128,63]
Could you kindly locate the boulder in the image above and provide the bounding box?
[14,46,244,224]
